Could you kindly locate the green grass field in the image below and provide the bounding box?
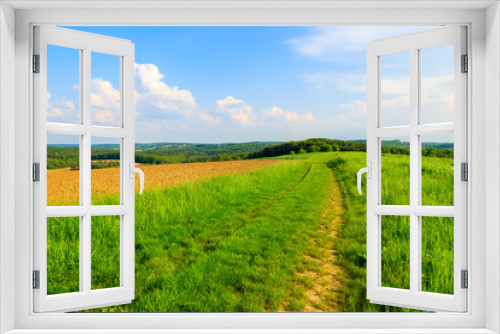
[46,151,454,312]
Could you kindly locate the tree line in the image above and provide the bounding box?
[47,138,453,170]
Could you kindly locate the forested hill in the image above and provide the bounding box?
[249,138,364,158]
[237,138,453,160]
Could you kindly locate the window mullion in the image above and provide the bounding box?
[81,47,92,294]
[409,47,420,295]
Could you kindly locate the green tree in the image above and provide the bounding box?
[307,145,320,153]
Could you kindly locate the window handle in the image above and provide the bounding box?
[357,162,371,195]
[129,162,145,195]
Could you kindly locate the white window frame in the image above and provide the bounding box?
[366,26,468,312]
[1,1,499,333]
[33,26,136,313]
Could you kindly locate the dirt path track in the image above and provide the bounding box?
[279,167,345,312]
[303,171,345,312]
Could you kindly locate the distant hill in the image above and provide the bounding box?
[46,138,454,170]
[133,142,280,164]
[379,139,454,150]
[47,141,281,169]
[352,139,453,149]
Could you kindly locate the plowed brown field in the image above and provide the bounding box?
[47,160,281,206]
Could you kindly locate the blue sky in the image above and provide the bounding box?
[47,26,455,144]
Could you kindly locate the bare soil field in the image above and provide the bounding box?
[47,160,282,206]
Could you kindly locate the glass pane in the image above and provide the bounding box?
[47,217,80,295]
[381,137,410,205]
[421,217,454,294]
[381,215,410,290]
[91,137,121,206]
[47,133,80,206]
[91,215,120,290]
[47,45,80,124]
[380,52,410,127]
[421,45,454,124]
[421,133,454,206]
[91,52,121,127]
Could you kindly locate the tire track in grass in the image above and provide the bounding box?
[175,160,331,312]
[237,163,313,227]
[191,161,312,248]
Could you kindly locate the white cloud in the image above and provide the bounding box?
[216,95,254,126]
[262,106,299,122]
[88,63,219,129]
[91,78,120,109]
[381,78,410,97]
[335,73,453,127]
[198,111,222,126]
[288,26,436,62]
[337,100,367,120]
[302,112,316,122]
[137,119,174,133]
[59,100,75,111]
[380,74,453,125]
[91,78,121,126]
[48,107,64,118]
[47,91,77,121]
[261,106,315,123]
[421,75,454,123]
[135,63,199,119]
[379,75,411,127]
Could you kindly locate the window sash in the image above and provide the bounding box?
[366,26,468,312]
[32,26,136,313]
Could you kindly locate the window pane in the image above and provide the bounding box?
[47,45,80,124]
[91,137,121,206]
[381,215,410,290]
[91,215,120,290]
[381,137,410,205]
[421,133,454,206]
[421,217,454,295]
[47,216,80,295]
[380,52,410,127]
[47,133,80,206]
[421,45,454,125]
[91,52,121,127]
